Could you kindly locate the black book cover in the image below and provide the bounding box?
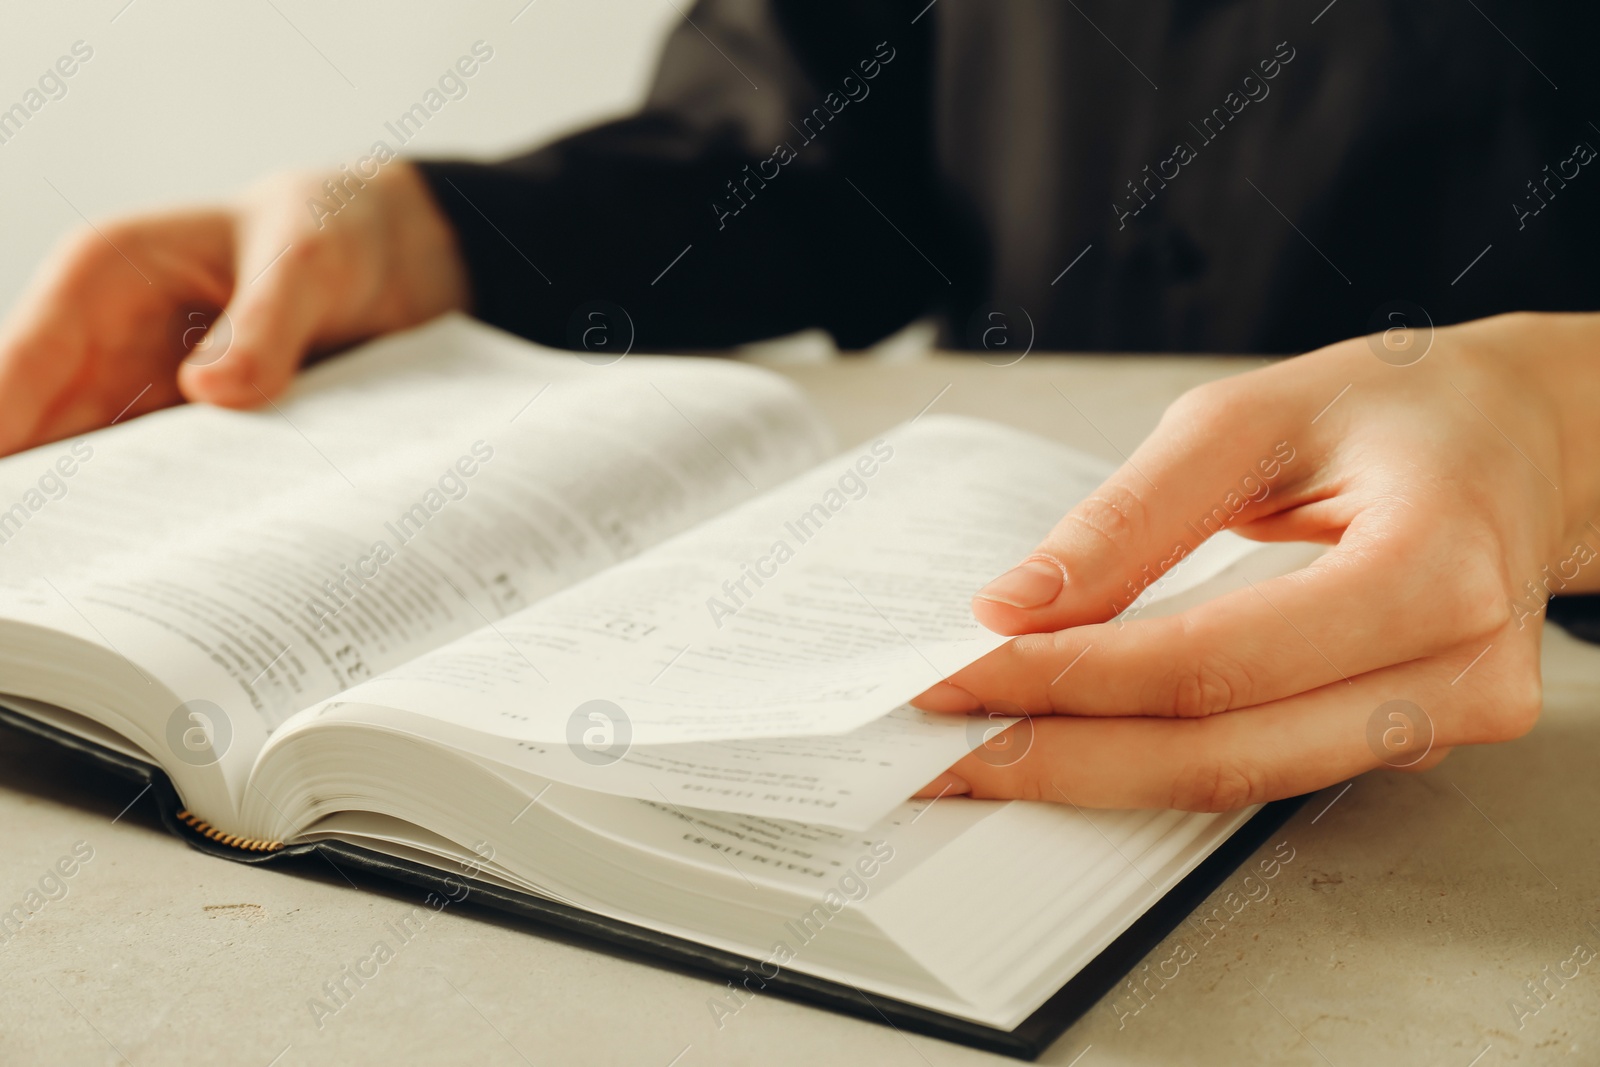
[0,701,1305,1061]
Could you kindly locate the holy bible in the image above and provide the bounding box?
[0,315,1303,1059]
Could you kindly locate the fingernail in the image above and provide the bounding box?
[918,771,970,798]
[975,557,1064,609]
[912,682,982,714]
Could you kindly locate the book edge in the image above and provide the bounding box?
[0,703,1308,1060]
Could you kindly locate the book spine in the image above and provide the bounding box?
[175,810,285,853]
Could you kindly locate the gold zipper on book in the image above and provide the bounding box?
[176,810,285,853]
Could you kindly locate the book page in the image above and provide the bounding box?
[308,416,1249,747]
[259,415,1265,830]
[287,702,986,830]
[0,315,833,804]
[535,788,999,899]
[300,417,1070,746]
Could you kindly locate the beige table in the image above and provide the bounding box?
[3,354,1597,1066]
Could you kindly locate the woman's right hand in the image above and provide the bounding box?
[0,162,469,456]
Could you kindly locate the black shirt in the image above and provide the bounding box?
[417,0,1600,354]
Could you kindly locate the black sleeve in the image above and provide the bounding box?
[415,0,966,352]
[1548,595,1600,646]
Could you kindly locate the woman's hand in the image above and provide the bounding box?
[0,163,468,456]
[912,312,1600,810]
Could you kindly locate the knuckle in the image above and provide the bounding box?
[284,231,329,264]
[1033,632,1105,712]
[1166,659,1241,718]
[55,221,128,270]
[55,225,98,261]
[1017,631,1066,658]
[277,228,355,292]
[1444,549,1514,640]
[1454,644,1543,742]
[1163,380,1246,434]
[95,218,144,249]
[1063,483,1148,556]
[246,167,324,208]
[1168,755,1263,812]
[1007,773,1053,804]
[47,216,159,294]
[969,763,1052,804]
[1026,632,1076,707]
[1491,665,1543,740]
[1483,310,1536,335]
[1156,615,1252,717]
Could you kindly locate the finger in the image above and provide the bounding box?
[0,274,177,453]
[32,369,183,445]
[917,505,1508,718]
[179,231,332,408]
[913,638,1539,809]
[0,326,81,454]
[0,228,124,453]
[972,388,1311,636]
[916,741,1458,801]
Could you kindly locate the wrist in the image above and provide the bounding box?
[368,161,471,327]
[1500,312,1600,586]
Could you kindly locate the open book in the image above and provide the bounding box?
[0,315,1303,1058]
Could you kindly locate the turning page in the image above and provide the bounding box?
[274,416,1259,828]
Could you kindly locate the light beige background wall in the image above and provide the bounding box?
[0,0,676,313]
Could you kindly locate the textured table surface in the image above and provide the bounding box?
[2,351,1595,1066]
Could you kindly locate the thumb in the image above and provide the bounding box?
[178,238,328,408]
[972,414,1300,635]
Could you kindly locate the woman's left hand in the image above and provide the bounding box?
[911,311,1600,810]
